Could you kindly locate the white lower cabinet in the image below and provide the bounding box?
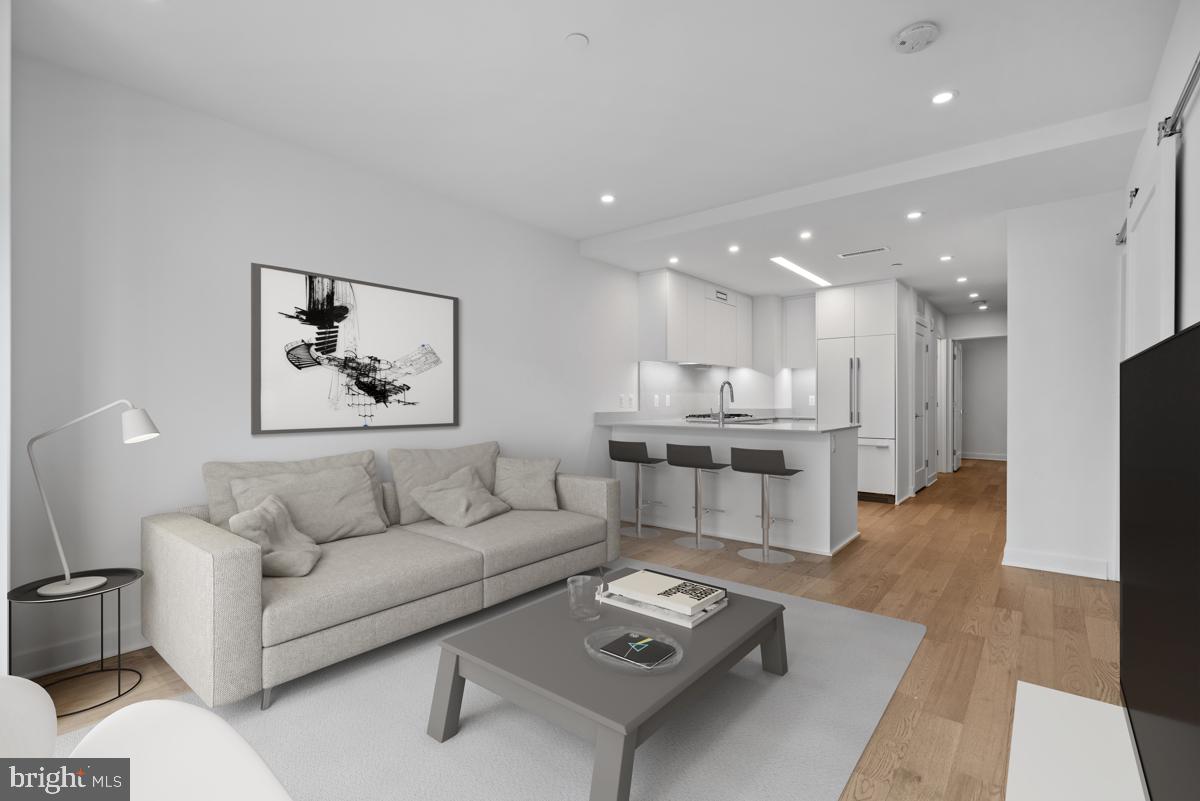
[858,438,896,495]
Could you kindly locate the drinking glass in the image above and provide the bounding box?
[567,575,603,621]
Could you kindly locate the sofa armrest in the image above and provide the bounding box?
[556,474,620,561]
[141,513,263,707]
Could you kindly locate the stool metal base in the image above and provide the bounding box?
[738,547,795,564]
[621,524,661,540]
[675,535,725,551]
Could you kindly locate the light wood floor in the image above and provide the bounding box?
[40,459,1120,801]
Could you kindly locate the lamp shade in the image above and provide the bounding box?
[121,407,160,444]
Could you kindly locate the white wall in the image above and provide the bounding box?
[947,311,1008,340]
[960,337,1007,460]
[1006,191,1123,580]
[9,57,639,676]
[0,0,10,675]
[1136,0,1200,327]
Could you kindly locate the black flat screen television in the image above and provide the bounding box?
[1120,322,1200,801]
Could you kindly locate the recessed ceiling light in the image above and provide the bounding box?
[940,255,953,262]
[969,292,979,298]
[771,256,831,287]
[599,194,615,204]
[956,277,968,283]
[906,211,923,220]
[728,244,740,253]
[668,256,679,265]
[978,305,989,311]
[932,90,957,105]
[799,230,813,240]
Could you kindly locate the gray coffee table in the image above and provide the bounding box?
[426,568,787,801]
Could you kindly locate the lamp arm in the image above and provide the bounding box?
[27,399,134,584]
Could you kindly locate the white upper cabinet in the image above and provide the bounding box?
[735,292,753,368]
[816,281,897,339]
[852,282,897,337]
[638,270,751,367]
[783,295,816,369]
[815,286,855,339]
[685,276,708,363]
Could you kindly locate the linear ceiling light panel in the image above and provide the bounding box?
[771,256,831,287]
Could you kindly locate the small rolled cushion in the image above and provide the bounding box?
[228,495,322,577]
[410,466,510,528]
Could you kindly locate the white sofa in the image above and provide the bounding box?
[140,447,619,708]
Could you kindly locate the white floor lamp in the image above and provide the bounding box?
[28,399,160,597]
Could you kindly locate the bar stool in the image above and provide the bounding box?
[666,443,728,551]
[608,441,664,539]
[731,447,802,564]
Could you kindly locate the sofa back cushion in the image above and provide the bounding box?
[230,465,387,543]
[388,441,500,525]
[494,456,560,511]
[202,449,381,529]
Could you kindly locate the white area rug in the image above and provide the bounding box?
[58,558,924,801]
[1007,681,1146,801]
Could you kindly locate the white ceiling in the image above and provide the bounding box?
[581,122,1144,313]
[15,0,1179,241]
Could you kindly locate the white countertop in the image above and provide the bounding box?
[600,418,858,434]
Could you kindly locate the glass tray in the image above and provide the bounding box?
[583,625,684,674]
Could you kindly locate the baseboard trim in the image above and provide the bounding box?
[858,492,896,504]
[1002,547,1112,580]
[829,531,860,556]
[12,623,149,679]
[963,452,1007,461]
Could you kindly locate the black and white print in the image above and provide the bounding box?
[252,263,458,433]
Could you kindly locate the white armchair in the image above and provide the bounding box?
[0,676,292,801]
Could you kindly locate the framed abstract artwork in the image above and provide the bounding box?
[251,263,458,433]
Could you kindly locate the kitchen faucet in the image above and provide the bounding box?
[718,380,735,428]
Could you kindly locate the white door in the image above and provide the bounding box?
[815,286,855,339]
[936,338,950,473]
[952,341,963,471]
[914,328,928,489]
[856,334,896,439]
[925,334,938,485]
[704,299,737,366]
[1121,134,1178,358]
[853,282,898,336]
[817,337,854,430]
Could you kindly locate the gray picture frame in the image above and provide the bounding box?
[251,263,459,434]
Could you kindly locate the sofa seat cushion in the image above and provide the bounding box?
[402,510,605,578]
[261,529,483,647]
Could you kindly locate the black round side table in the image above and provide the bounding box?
[7,567,144,717]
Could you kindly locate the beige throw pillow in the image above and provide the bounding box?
[228,495,322,577]
[494,456,560,510]
[410,466,510,528]
[230,465,387,544]
[388,441,500,524]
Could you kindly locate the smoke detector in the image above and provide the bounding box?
[893,21,940,54]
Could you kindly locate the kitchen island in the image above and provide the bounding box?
[597,416,859,556]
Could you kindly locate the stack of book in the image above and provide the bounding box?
[599,569,727,628]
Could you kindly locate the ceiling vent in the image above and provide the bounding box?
[837,246,890,260]
[892,22,941,54]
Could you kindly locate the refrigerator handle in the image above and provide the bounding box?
[848,357,854,425]
[856,357,862,425]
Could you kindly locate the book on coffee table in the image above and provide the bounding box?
[604,570,726,615]
[597,632,678,669]
[597,591,727,629]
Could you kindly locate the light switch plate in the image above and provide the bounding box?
[653,394,660,407]
[809,395,816,406]
[665,394,671,407]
